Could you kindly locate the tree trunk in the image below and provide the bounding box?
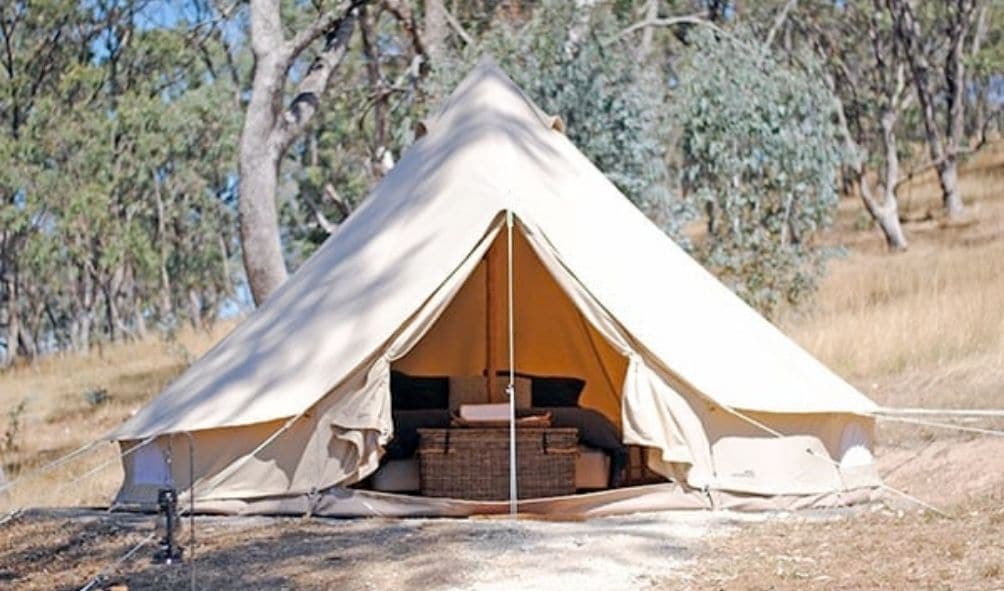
[238,0,357,305]
[828,67,909,250]
[889,0,976,219]
[424,0,448,63]
[188,289,203,331]
[238,14,289,305]
[360,5,389,177]
[74,266,95,352]
[937,157,965,217]
[859,176,908,250]
[872,109,909,250]
[1,270,18,368]
[940,0,974,218]
[152,170,175,322]
[18,319,37,360]
[969,2,990,145]
[638,0,658,59]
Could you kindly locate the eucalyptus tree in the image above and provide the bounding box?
[0,0,241,364]
[792,0,911,250]
[887,0,982,218]
[674,30,845,316]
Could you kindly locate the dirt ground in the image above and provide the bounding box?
[2,433,1002,591]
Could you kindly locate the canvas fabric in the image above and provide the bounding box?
[112,58,881,513]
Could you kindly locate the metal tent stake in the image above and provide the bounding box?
[153,488,184,565]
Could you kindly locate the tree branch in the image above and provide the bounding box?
[443,6,473,46]
[764,0,799,49]
[608,13,723,44]
[271,8,358,152]
[381,0,426,58]
[893,145,983,190]
[324,183,352,219]
[284,0,358,64]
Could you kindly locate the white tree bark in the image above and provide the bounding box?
[423,0,447,63]
[888,0,978,219]
[810,6,910,249]
[238,0,359,305]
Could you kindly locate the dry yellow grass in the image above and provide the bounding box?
[0,323,234,511]
[780,143,1004,394]
[780,236,1004,381]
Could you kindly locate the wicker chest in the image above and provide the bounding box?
[417,427,578,500]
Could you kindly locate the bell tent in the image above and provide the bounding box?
[109,58,881,516]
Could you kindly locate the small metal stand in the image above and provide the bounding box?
[152,488,184,565]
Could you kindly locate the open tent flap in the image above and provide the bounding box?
[514,221,879,495]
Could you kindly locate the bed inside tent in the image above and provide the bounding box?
[365,221,638,499]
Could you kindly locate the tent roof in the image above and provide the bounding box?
[112,57,876,440]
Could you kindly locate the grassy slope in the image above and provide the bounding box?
[680,144,1004,591]
[1,145,1003,589]
[0,326,234,511]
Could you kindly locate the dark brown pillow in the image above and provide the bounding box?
[390,371,449,410]
[531,376,586,407]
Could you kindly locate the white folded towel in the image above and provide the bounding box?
[458,403,510,422]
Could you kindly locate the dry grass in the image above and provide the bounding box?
[674,492,1004,591]
[779,142,1004,394]
[780,236,1004,382]
[0,324,234,511]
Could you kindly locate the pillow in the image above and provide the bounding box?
[539,407,622,452]
[449,375,531,410]
[497,375,532,408]
[530,376,586,407]
[390,371,449,410]
[448,376,490,410]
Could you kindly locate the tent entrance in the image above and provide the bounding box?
[370,221,635,500]
[394,222,628,425]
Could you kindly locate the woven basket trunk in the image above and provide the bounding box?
[417,428,578,500]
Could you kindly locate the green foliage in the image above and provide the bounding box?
[674,30,845,316]
[1,1,242,358]
[430,1,689,239]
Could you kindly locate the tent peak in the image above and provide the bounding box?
[421,57,565,139]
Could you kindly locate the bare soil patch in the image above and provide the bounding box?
[671,492,1004,591]
[2,434,1002,591]
[1,508,747,591]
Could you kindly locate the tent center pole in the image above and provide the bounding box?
[506,210,517,518]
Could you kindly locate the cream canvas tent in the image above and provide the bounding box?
[110,58,882,516]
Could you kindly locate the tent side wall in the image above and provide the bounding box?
[115,361,385,506]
